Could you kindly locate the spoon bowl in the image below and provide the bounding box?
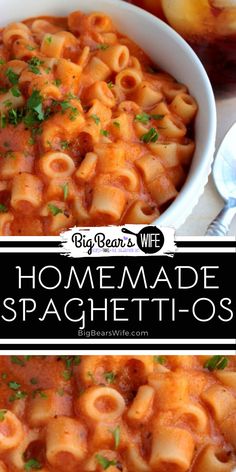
[206,122,236,235]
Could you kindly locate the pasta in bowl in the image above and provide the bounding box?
[0,355,235,471]
[0,0,216,235]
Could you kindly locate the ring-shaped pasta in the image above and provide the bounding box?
[97,44,130,72]
[77,386,126,421]
[115,68,142,93]
[2,22,31,47]
[39,152,76,179]
[124,200,160,224]
[0,410,24,452]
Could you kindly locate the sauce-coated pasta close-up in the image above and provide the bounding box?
[0,355,235,471]
[0,11,198,235]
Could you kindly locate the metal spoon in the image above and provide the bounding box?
[206,122,236,236]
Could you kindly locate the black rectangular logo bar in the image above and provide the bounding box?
[0,245,235,343]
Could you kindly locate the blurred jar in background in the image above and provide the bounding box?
[126,0,165,18]
[127,0,236,93]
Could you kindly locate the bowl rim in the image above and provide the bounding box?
[0,0,217,234]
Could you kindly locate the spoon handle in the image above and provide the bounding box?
[206,203,236,236]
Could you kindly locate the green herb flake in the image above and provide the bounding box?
[204,356,228,371]
[0,409,7,422]
[153,355,166,365]
[3,99,13,108]
[62,370,72,381]
[100,129,109,137]
[28,137,35,146]
[48,204,63,216]
[11,356,25,366]
[95,455,116,470]
[60,140,70,151]
[0,59,6,65]
[60,183,69,201]
[32,389,48,399]
[24,458,42,471]
[140,127,159,144]
[30,378,38,385]
[135,113,151,124]
[91,114,100,125]
[110,425,120,449]
[54,79,62,87]
[107,81,114,89]
[10,85,21,97]
[97,44,109,50]
[0,113,7,129]
[151,114,164,120]
[26,45,37,51]
[26,90,44,121]
[6,68,19,85]
[104,371,116,384]
[0,204,8,213]
[113,121,120,129]
[8,381,21,390]
[28,57,44,75]
[9,390,27,402]
[45,36,52,45]
[8,108,23,126]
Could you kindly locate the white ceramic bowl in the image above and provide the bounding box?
[0,0,217,229]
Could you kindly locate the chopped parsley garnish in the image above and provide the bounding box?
[104,371,116,384]
[110,425,120,449]
[153,355,166,365]
[24,458,42,471]
[8,381,21,390]
[152,114,165,120]
[11,356,25,366]
[3,99,13,108]
[60,140,70,150]
[26,45,37,51]
[6,68,19,85]
[0,204,8,213]
[0,409,7,422]
[28,57,44,75]
[26,90,44,121]
[204,356,228,371]
[32,389,48,399]
[45,36,52,44]
[10,85,21,97]
[62,370,72,381]
[48,204,63,216]
[135,113,164,124]
[91,114,100,125]
[0,113,7,128]
[61,183,69,200]
[9,390,27,402]
[0,87,8,94]
[97,44,109,50]
[107,81,114,89]
[100,129,109,137]
[54,79,62,87]
[96,455,116,470]
[28,137,35,146]
[113,121,120,128]
[8,108,23,126]
[140,127,159,143]
[30,377,38,385]
[0,59,5,65]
